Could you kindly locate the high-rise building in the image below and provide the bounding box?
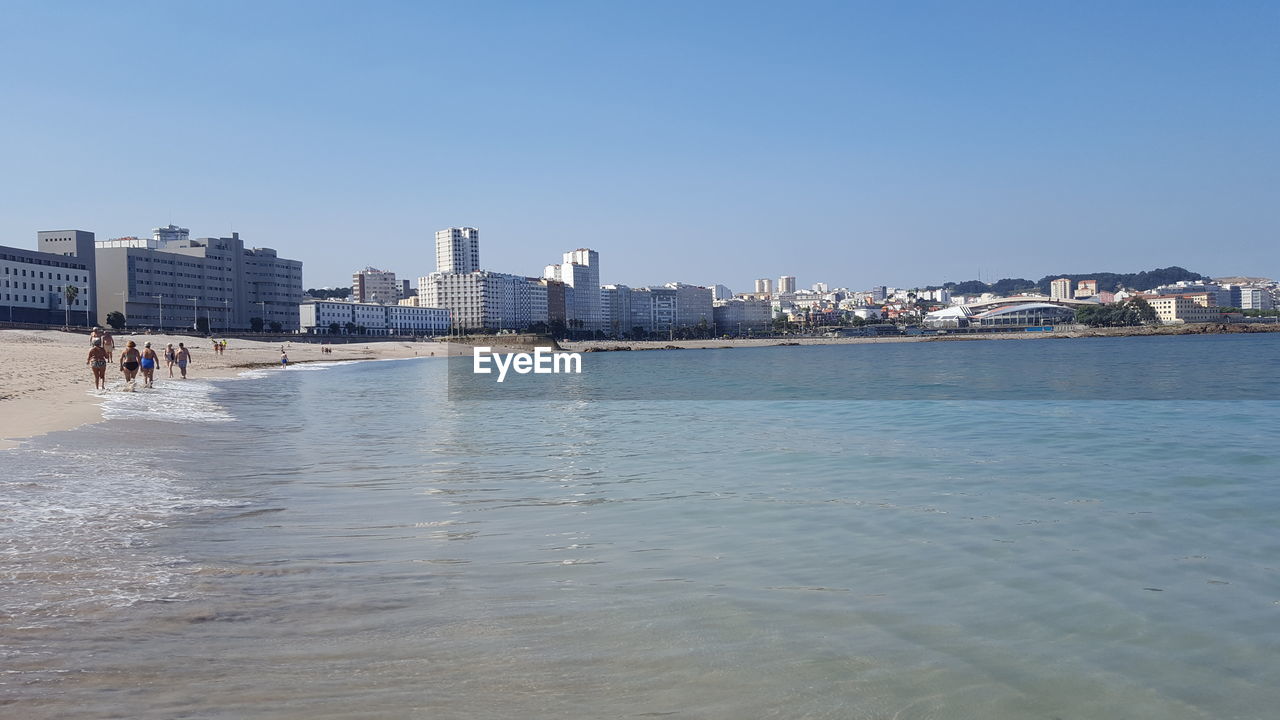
[1050,278,1072,300]
[755,278,773,295]
[94,229,303,331]
[435,227,480,274]
[352,267,400,304]
[543,248,602,331]
[711,284,734,301]
[777,276,796,294]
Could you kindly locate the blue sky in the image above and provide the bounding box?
[1,1,1276,290]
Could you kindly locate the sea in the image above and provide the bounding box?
[2,334,1278,719]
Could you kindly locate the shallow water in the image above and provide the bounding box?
[3,336,1279,718]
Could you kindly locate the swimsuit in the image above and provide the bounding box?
[122,361,139,372]
[92,360,107,368]
[141,358,156,370]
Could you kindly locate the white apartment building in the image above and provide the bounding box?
[2,230,97,326]
[777,275,796,295]
[713,298,773,333]
[300,300,449,335]
[1050,278,1072,300]
[436,227,480,274]
[544,248,602,331]
[601,284,632,335]
[352,267,401,304]
[418,271,548,332]
[755,278,773,295]
[1239,287,1275,311]
[603,283,714,336]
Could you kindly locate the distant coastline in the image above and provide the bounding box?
[559,321,1280,353]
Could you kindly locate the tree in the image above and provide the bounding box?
[344,321,357,335]
[1129,296,1159,325]
[328,322,341,334]
[269,321,282,333]
[63,284,79,327]
[196,316,210,333]
[250,317,264,332]
[106,311,126,330]
[631,325,646,340]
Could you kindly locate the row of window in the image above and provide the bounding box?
[3,266,86,282]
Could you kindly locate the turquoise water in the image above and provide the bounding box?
[3,335,1279,719]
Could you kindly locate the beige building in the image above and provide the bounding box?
[1143,295,1219,324]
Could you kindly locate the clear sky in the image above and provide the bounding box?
[2,0,1276,291]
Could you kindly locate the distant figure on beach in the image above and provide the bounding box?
[280,349,289,368]
[119,340,141,390]
[101,328,115,362]
[164,343,177,377]
[175,342,192,379]
[140,342,159,388]
[86,339,108,390]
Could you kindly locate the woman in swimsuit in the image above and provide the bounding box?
[140,341,159,388]
[86,339,108,390]
[119,340,142,389]
[165,343,177,377]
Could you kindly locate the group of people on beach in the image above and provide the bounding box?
[86,327,191,391]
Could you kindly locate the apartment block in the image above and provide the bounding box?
[94,227,303,331]
[2,230,96,326]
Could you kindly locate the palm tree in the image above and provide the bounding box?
[63,284,79,329]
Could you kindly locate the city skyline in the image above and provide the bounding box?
[2,2,1276,289]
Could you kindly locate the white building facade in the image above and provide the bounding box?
[544,248,602,331]
[352,267,401,304]
[301,300,449,335]
[435,227,480,274]
[2,230,97,326]
[713,298,773,333]
[418,271,548,332]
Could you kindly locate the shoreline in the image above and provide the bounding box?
[5,322,1278,449]
[0,330,464,450]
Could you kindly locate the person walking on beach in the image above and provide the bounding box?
[102,329,115,362]
[119,340,141,390]
[86,338,108,390]
[164,343,177,377]
[140,342,159,388]
[280,348,288,368]
[175,342,192,379]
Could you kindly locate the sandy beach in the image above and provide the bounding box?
[0,330,460,450]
